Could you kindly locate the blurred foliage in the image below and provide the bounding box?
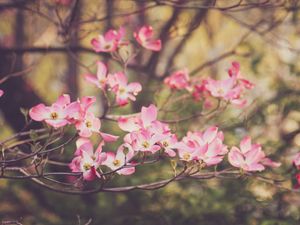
[1,0,300,224]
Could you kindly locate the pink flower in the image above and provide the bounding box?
[134,25,161,51]
[67,96,96,123]
[84,61,109,90]
[29,94,75,128]
[164,69,190,90]
[0,89,3,97]
[159,134,178,157]
[108,72,142,106]
[75,112,101,137]
[69,141,107,181]
[293,152,300,169]
[228,61,254,90]
[130,129,163,153]
[91,27,126,52]
[117,104,159,132]
[102,144,135,175]
[177,126,227,166]
[228,136,280,171]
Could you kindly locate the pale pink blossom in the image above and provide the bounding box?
[228,136,280,171]
[91,27,126,52]
[228,61,254,90]
[134,25,161,51]
[67,96,96,122]
[108,72,142,106]
[164,69,190,90]
[130,129,163,153]
[0,89,3,97]
[75,112,101,137]
[117,104,159,132]
[69,141,107,181]
[177,126,227,166]
[159,134,178,157]
[102,144,135,175]
[29,94,76,128]
[84,61,109,90]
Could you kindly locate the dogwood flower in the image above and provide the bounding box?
[134,25,161,51]
[130,129,163,153]
[29,94,77,128]
[228,136,280,171]
[75,112,101,137]
[228,61,254,90]
[102,144,135,175]
[91,27,126,52]
[178,126,228,166]
[117,104,159,132]
[164,69,190,90]
[108,72,142,106]
[69,141,107,181]
[84,61,109,90]
[159,134,178,157]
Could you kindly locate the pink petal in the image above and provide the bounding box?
[118,167,135,175]
[141,104,158,127]
[84,73,100,87]
[54,94,70,107]
[29,104,50,121]
[261,157,281,168]
[240,136,251,154]
[228,147,244,168]
[118,116,140,132]
[96,61,107,80]
[202,126,218,143]
[100,132,119,142]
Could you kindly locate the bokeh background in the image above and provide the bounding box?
[1,0,300,224]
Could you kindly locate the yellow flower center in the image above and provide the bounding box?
[183,152,191,161]
[119,87,126,94]
[162,141,169,147]
[217,88,224,95]
[83,163,92,171]
[142,141,150,148]
[113,159,120,166]
[85,121,92,128]
[50,112,58,120]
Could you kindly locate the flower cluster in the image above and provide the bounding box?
[29,94,118,141]
[164,62,254,108]
[91,25,161,53]
[228,136,280,171]
[84,61,142,106]
[26,24,281,183]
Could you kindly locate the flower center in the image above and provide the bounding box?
[85,121,92,128]
[104,44,111,50]
[83,163,92,171]
[162,141,169,147]
[113,159,120,166]
[217,88,224,95]
[142,141,150,148]
[183,152,191,161]
[119,87,126,94]
[50,112,58,120]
